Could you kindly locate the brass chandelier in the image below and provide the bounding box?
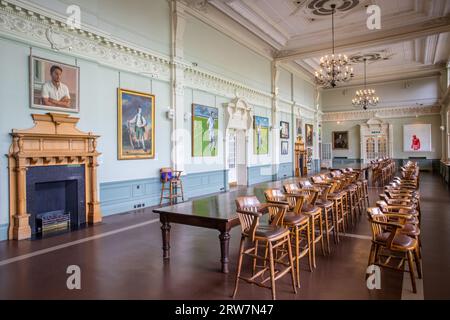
[352,58,379,110]
[314,4,354,88]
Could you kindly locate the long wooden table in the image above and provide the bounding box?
[153,194,242,274]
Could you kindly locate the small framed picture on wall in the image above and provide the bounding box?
[332,131,349,150]
[280,121,289,139]
[281,141,289,155]
[305,124,314,147]
[30,56,80,113]
[296,118,303,137]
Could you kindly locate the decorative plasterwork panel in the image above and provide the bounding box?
[322,105,442,122]
[305,0,360,16]
[224,98,253,131]
[349,50,395,64]
[0,2,171,80]
[184,67,273,107]
[0,0,276,108]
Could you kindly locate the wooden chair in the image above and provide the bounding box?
[366,207,422,293]
[264,189,312,287]
[159,168,185,206]
[376,200,421,258]
[232,196,297,300]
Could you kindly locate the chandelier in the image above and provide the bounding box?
[352,58,379,110]
[314,4,354,88]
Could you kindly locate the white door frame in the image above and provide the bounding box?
[224,98,253,187]
[360,117,393,163]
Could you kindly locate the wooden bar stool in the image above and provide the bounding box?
[159,168,185,206]
[313,184,335,254]
[334,178,350,231]
[264,189,312,287]
[297,180,334,254]
[232,196,297,300]
[344,178,360,227]
[327,181,346,243]
[362,179,370,208]
[296,188,325,269]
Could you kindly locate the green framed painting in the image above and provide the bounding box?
[254,116,269,155]
[192,104,219,157]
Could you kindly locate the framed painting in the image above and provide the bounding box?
[117,88,155,160]
[305,124,314,147]
[296,118,303,138]
[281,141,289,155]
[192,104,219,157]
[280,121,289,139]
[30,56,80,113]
[333,131,349,150]
[254,116,269,155]
[403,124,432,152]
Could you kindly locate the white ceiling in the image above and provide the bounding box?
[209,0,450,86]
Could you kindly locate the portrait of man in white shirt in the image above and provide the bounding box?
[41,65,71,108]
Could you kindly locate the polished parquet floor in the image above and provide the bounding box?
[0,172,449,299]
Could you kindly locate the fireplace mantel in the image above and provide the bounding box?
[7,113,102,240]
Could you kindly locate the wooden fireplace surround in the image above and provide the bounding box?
[7,113,102,240]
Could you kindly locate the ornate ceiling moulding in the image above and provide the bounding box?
[0,0,171,80]
[322,105,442,122]
[307,0,360,16]
[349,51,395,64]
[0,0,277,108]
[291,0,360,19]
[183,67,273,108]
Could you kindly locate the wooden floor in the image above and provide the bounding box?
[0,172,449,300]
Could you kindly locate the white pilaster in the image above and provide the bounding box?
[271,61,280,178]
[170,0,187,173]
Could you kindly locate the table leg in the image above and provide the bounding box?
[219,231,231,274]
[161,219,171,259]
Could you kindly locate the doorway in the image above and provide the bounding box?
[228,129,247,187]
[228,130,237,187]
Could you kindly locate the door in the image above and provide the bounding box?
[365,135,388,162]
[228,131,237,186]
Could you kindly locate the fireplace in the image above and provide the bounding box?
[26,165,86,236]
[7,113,102,240]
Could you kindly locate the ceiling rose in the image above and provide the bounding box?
[307,0,360,16]
[349,51,395,64]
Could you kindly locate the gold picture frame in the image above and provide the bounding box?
[117,88,155,160]
[332,131,349,150]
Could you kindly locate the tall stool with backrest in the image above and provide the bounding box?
[159,168,185,206]
[313,184,335,254]
[327,180,346,243]
[287,185,324,268]
[232,196,297,300]
[264,189,312,287]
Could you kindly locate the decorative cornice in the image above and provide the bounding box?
[183,66,273,107]
[0,0,172,80]
[0,0,277,108]
[322,105,442,122]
